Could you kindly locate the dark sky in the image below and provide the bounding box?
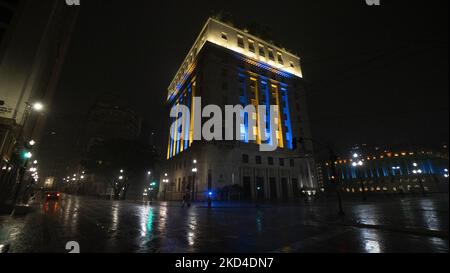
[41,0,449,162]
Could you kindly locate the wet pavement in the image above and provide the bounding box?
[0,194,448,253]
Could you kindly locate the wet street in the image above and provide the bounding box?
[0,194,448,253]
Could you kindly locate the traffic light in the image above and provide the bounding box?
[21,150,32,160]
[150,181,156,187]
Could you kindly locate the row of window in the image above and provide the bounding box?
[242,154,295,167]
[221,32,295,68]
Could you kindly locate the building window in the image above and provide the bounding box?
[221,32,228,40]
[279,158,285,166]
[268,157,274,165]
[242,154,249,163]
[248,39,255,53]
[277,52,284,65]
[268,48,275,60]
[258,44,265,57]
[256,156,262,164]
[290,61,295,68]
[237,35,244,48]
[290,159,295,167]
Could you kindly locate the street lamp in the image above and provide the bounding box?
[191,159,198,202]
[412,162,426,196]
[32,102,44,112]
[162,177,169,201]
[351,155,366,201]
[28,140,36,146]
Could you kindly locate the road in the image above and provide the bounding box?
[0,194,448,253]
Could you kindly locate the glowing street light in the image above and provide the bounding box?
[32,102,44,112]
[119,176,124,180]
[28,140,36,146]
[351,159,366,201]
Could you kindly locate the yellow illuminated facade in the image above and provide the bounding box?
[167,18,302,101]
[162,18,318,202]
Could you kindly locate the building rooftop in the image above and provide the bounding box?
[167,18,303,101]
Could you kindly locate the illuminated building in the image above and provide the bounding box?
[0,0,78,204]
[161,18,316,201]
[321,147,449,195]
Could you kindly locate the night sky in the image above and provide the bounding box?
[40,0,449,164]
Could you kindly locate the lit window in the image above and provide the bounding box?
[277,52,284,65]
[268,48,275,60]
[237,35,244,48]
[252,126,258,136]
[258,44,265,57]
[248,39,255,53]
[221,32,228,40]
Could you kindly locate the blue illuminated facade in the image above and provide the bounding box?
[322,150,449,194]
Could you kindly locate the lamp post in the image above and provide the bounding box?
[162,177,169,201]
[352,154,366,201]
[11,102,44,208]
[412,162,426,196]
[192,159,197,203]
